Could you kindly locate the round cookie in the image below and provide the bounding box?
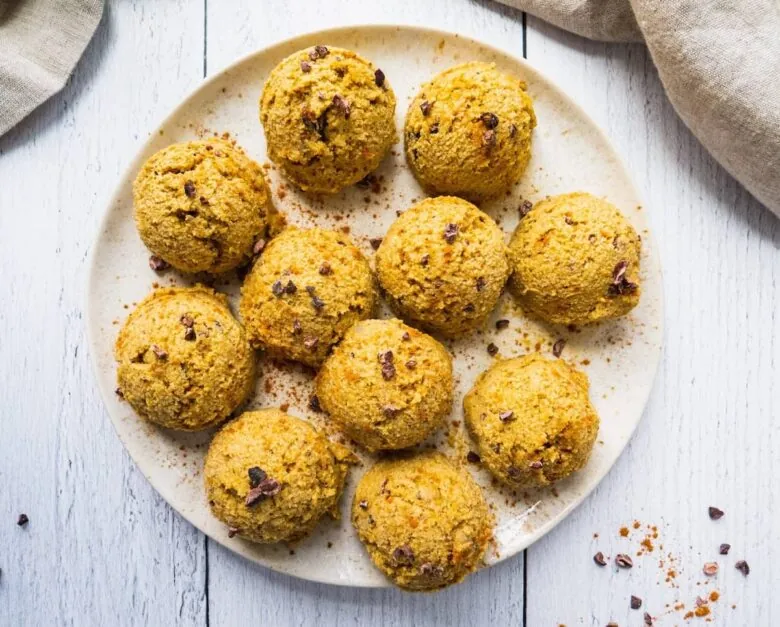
[352,452,492,591]
[375,196,510,338]
[260,45,396,194]
[240,227,377,367]
[508,192,641,326]
[463,353,599,488]
[316,319,453,451]
[204,409,357,544]
[115,286,255,430]
[133,138,280,273]
[405,62,536,202]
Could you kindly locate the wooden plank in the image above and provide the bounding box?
[0,1,207,624]
[523,16,779,626]
[204,2,527,625]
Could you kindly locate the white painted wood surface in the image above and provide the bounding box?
[0,1,777,625]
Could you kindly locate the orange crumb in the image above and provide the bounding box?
[694,606,711,617]
[620,526,630,537]
[633,521,641,529]
[709,591,719,602]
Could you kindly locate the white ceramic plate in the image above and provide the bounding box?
[87,25,663,588]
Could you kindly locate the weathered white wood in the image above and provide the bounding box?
[205,1,528,625]
[1,1,778,625]
[524,16,780,626]
[0,2,207,625]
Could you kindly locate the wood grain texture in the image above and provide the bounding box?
[0,2,207,625]
[524,16,779,626]
[1,0,777,625]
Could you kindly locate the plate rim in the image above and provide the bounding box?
[85,23,665,588]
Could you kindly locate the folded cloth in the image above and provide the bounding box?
[499,0,780,216]
[0,0,104,137]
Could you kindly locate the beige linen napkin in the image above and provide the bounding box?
[499,0,780,216]
[0,0,104,136]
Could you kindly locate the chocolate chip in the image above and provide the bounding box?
[644,612,653,625]
[332,94,351,119]
[115,387,124,399]
[184,327,196,341]
[17,514,29,527]
[719,543,731,555]
[392,545,415,565]
[608,260,638,296]
[429,122,439,134]
[245,477,282,506]
[480,112,499,129]
[552,339,566,357]
[302,108,327,140]
[615,554,633,568]
[498,410,514,422]
[151,345,168,360]
[463,303,476,313]
[529,460,543,469]
[359,500,368,510]
[300,61,312,73]
[467,451,481,463]
[401,331,411,341]
[476,276,486,292]
[148,255,170,271]
[184,181,196,198]
[519,200,533,218]
[487,343,499,356]
[593,551,607,566]
[272,280,284,297]
[253,239,266,255]
[304,336,319,351]
[420,100,432,116]
[382,405,401,418]
[507,466,522,481]
[735,560,750,576]
[702,562,718,576]
[199,196,209,206]
[309,45,329,60]
[630,596,643,610]
[509,123,518,138]
[284,280,297,295]
[180,314,194,328]
[495,319,510,330]
[482,129,496,149]
[374,68,385,87]
[405,359,417,370]
[292,319,302,335]
[308,395,322,413]
[248,466,267,488]
[708,506,724,520]
[443,223,459,244]
[305,285,324,311]
[227,527,239,538]
[369,237,383,250]
[378,350,395,380]
[319,262,332,276]
[420,254,429,266]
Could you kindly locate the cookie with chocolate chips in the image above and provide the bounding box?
[204,408,357,544]
[351,451,492,590]
[376,196,510,337]
[316,319,453,451]
[260,46,396,194]
[240,227,377,366]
